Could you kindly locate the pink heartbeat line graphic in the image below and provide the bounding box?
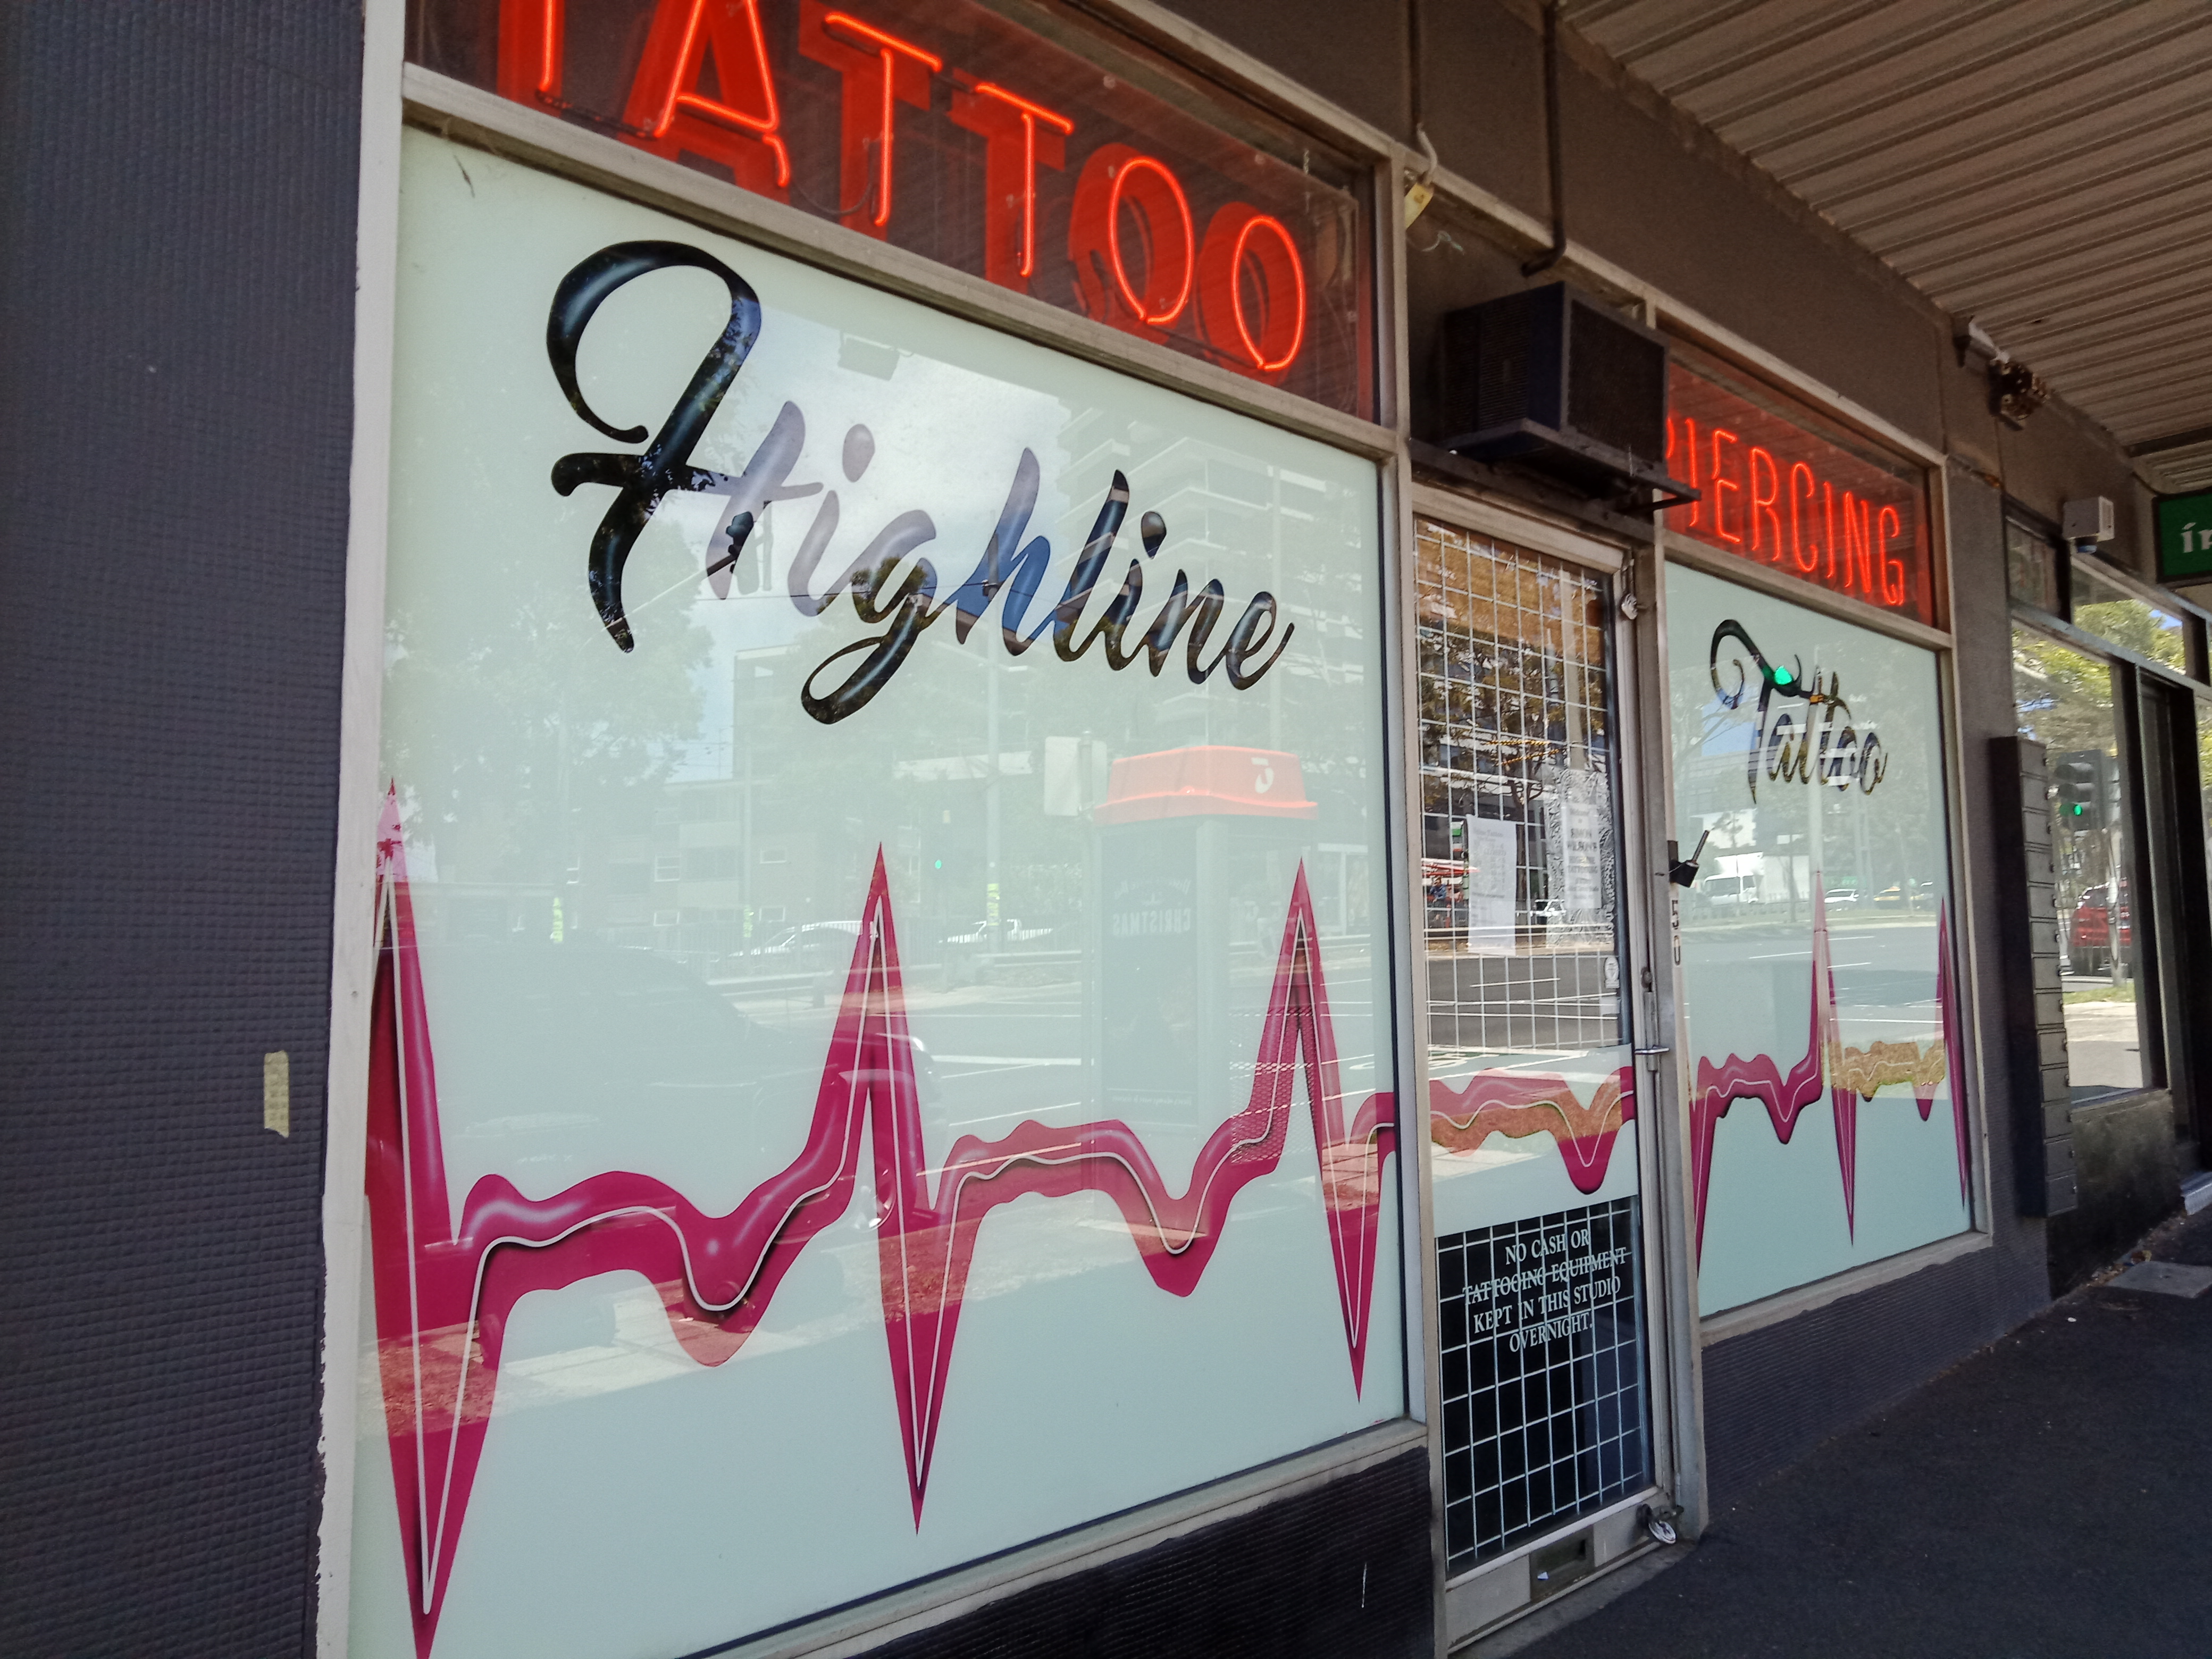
[1688,883,1967,1258]
[1428,1066,1637,1194]
[365,790,1397,1659]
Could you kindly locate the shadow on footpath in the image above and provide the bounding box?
[1496,1206,2212,1659]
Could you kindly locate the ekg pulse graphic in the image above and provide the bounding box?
[1428,1067,1636,1195]
[1421,882,1963,1245]
[365,792,1398,1658]
[1690,882,1966,1254]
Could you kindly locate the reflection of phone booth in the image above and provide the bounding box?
[1091,747,1317,1126]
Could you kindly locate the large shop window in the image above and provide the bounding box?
[2012,629,2146,1105]
[404,0,1373,415]
[349,129,1404,1659]
[1416,517,1652,1572]
[1667,565,1970,1316]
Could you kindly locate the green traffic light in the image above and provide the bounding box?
[1772,665,1795,689]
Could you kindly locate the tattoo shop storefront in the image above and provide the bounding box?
[322,5,1992,1658]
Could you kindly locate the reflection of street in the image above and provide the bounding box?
[723,948,1382,1150]
[2058,979,2142,1103]
[1686,916,1943,1045]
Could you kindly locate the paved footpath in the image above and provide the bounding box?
[1498,1205,2212,1659]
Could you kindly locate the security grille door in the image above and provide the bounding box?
[1414,513,1658,1608]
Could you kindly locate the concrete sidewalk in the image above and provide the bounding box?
[1495,1207,2212,1659]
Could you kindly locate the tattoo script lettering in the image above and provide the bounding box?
[1707,618,1887,802]
[547,240,1293,723]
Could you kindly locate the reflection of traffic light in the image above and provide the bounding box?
[2052,751,2102,828]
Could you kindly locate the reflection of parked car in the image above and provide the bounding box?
[2067,883,2132,974]
[418,941,819,1130]
[419,941,939,1132]
[1823,885,1859,908]
[944,917,1055,948]
[721,920,861,979]
[1700,874,1757,910]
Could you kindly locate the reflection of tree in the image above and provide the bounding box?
[2075,599,2185,670]
[383,567,711,889]
[2011,631,2114,754]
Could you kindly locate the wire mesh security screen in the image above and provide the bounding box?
[1414,516,1650,1573]
[404,0,1373,415]
[1437,1199,1647,1568]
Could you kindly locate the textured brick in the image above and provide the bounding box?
[0,4,359,1653]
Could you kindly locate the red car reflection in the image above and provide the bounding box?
[2066,883,2131,975]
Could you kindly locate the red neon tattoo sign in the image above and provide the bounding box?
[819,11,941,230]
[494,0,563,103]
[1666,364,1933,623]
[454,0,1356,406]
[949,80,1074,289]
[1110,154,1196,324]
[621,0,791,192]
[1199,203,1306,376]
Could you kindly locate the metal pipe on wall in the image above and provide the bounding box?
[1523,0,1568,278]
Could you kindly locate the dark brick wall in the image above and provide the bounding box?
[0,4,361,1654]
[845,1450,1434,1659]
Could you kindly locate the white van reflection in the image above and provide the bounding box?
[1698,874,1757,911]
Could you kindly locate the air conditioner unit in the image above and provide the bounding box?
[1435,283,1693,507]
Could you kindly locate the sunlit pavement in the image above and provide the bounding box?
[1498,1205,2212,1659]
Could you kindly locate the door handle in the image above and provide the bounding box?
[1632,1045,1672,1057]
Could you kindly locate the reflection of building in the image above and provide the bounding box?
[1093,745,1319,1120]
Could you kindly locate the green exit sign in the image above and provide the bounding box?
[2156,490,2212,582]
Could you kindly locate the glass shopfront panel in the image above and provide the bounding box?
[350,128,1403,1659]
[2014,628,2144,1102]
[2072,559,2188,671]
[2005,519,2063,614]
[1668,565,1969,1316]
[1416,517,1650,1573]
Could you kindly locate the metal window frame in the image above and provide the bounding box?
[2010,608,2177,1112]
[316,6,1438,1658]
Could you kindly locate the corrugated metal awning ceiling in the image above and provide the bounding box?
[1561,0,2212,490]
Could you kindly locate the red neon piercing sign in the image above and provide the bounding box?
[1666,364,1933,624]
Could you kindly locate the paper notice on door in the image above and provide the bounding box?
[1464,816,1519,954]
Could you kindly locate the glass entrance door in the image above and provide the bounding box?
[1414,512,1658,1626]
